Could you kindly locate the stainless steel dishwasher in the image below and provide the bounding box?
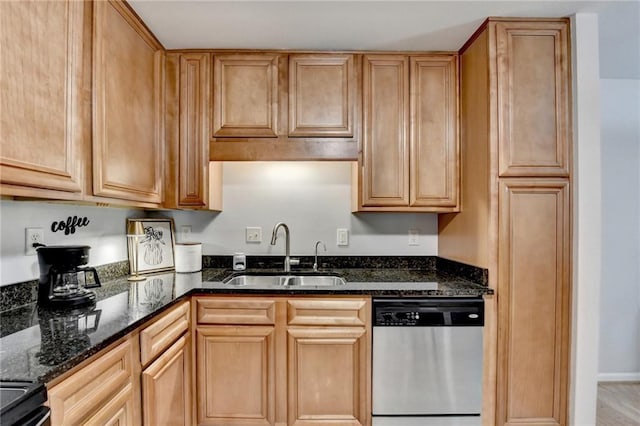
[372,298,484,426]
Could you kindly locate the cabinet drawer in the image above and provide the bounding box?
[196,298,276,325]
[140,301,190,366]
[47,338,136,425]
[287,298,368,326]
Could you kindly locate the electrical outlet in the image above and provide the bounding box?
[337,228,349,246]
[180,225,192,241]
[245,227,262,243]
[408,229,420,246]
[25,228,44,255]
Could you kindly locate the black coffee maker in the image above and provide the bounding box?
[36,245,101,309]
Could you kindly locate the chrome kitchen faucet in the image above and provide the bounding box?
[313,240,326,272]
[270,222,299,272]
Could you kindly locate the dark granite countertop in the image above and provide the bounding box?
[0,260,492,386]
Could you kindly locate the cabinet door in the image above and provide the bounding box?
[361,55,410,207]
[140,300,190,367]
[93,0,163,203]
[178,53,210,207]
[410,55,459,209]
[83,384,138,426]
[196,326,276,425]
[142,333,191,426]
[212,54,280,138]
[48,338,140,425]
[0,0,84,195]
[497,179,570,426]
[289,54,355,137]
[496,21,571,177]
[287,327,369,426]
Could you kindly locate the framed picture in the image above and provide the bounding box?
[127,218,175,274]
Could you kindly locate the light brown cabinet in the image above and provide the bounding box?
[47,301,192,426]
[354,54,459,212]
[142,333,192,426]
[210,53,359,161]
[497,179,570,425]
[288,54,357,137]
[286,299,369,426]
[92,0,164,204]
[1,0,166,208]
[196,325,276,425]
[194,296,370,426]
[212,54,281,138]
[47,336,141,425]
[0,0,86,199]
[438,18,572,426]
[495,22,571,177]
[139,300,192,426]
[165,52,222,210]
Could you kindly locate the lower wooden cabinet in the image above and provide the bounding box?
[142,333,192,426]
[497,179,570,426]
[196,325,276,425]
[45,296,370,426]
[194,296,371,426]
[287,327,368,426]
[47,336,141,425]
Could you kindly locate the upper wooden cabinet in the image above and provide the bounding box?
[212,53,280,138]
[410,56,460,208]
[92,0,164,204]
[210,53,359,161]
[496,21,571,177]
[289,54,356,137]
[354,54,459,212]
[165,52,222,210]
[0,0,86,198]
[360,55,410,207]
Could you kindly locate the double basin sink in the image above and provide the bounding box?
[223,272,346,288]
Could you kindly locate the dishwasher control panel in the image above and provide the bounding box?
[373,298,484,327]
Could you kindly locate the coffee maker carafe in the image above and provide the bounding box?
[37,245,101,309]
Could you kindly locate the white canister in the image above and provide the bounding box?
[175,242,202,273]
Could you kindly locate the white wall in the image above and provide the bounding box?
[163,162,438,257]
[0,162,438,286]
[598,78,640,381]
[571,12,602,426]
[0,201,143,286]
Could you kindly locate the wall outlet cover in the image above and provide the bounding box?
[25,228,44,255]
[245,227,262,243]
[180,225,192,241]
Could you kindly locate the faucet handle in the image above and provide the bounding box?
[290,258,300,266]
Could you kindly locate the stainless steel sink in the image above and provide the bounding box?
[223,272,346,287]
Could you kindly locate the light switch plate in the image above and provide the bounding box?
[337,228,349,246]
[408,229,419,246]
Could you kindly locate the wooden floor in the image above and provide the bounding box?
[597,382,640,426]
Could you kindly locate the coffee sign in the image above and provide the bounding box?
[51,216,90,235]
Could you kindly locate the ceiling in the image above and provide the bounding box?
[129,0,640,79]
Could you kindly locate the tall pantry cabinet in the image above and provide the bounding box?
[439,19,572,426]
